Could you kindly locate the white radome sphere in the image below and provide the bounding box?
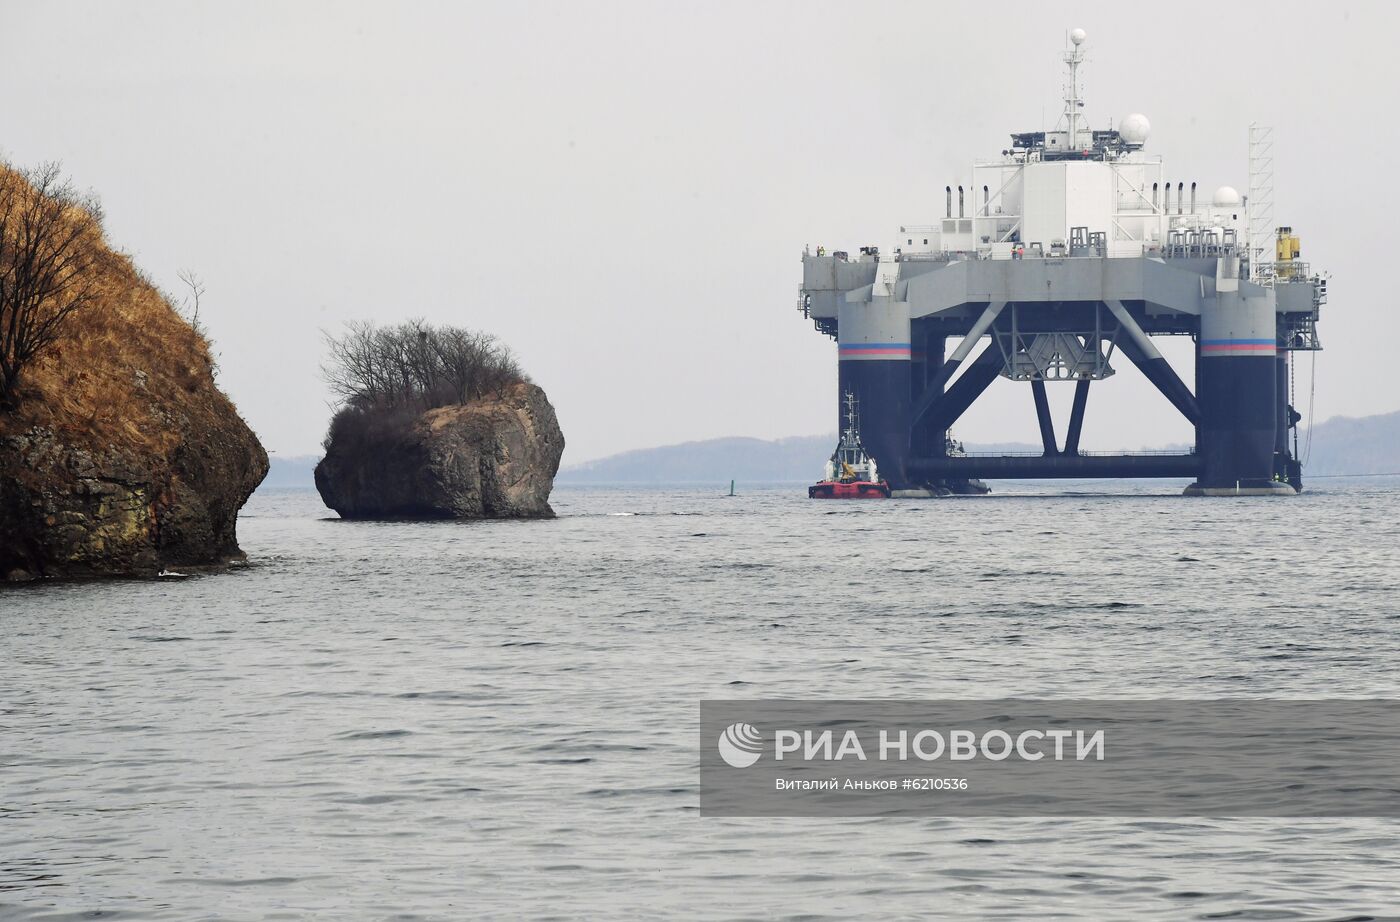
[1070,28,1087,45]
[1120,113,1151,146]
[1212,185,1242,207]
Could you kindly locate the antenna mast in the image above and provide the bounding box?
[1063,28,1087,149]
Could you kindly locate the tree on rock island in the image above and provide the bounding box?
[0,164,104,405]
[315,320,563,520]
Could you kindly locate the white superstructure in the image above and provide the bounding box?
[896,29,1244,263]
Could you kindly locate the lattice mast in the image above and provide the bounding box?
[1247,123,1275,281]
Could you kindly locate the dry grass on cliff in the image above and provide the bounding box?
[0,164,226,455]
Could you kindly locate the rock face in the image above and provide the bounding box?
[1,416,267,581]
[0,165,268,580]
[314,382,564,520]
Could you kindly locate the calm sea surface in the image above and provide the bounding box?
[4,481,1400,920]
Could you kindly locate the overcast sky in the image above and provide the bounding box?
[1,1,1392,462]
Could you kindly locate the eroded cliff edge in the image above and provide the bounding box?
[0,167,267,580]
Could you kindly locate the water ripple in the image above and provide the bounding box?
[2,483,1400,918]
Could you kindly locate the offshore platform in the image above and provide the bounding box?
[797,29,1327,496]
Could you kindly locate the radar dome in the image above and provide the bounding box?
[1212,185,1242,207]
[1070,28,1087,45]
[1120,113,1151,146]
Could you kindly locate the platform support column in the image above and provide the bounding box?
[837,285,911,488]
[910,329,945,460]
[1064,378,1091,456]
[1192,255,1284,493]
[1031,379,1058,456]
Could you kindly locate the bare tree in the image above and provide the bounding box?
[177,269,205,334]
[0,163,104,405]
[321,320,527,415]
[323,320,394,409]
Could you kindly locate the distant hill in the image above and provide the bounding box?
[556,436,836,484]
[263,409,1400,490]
[1303,410,1400,475]
[555,435,1040,484]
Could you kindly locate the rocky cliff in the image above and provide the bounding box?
[0,170,267,580]
[314,382,564,519]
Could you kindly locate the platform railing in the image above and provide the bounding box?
[956,448,1195,457]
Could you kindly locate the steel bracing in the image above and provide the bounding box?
[797,31,1324,496]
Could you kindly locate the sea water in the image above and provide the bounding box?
[4,481,1400,919]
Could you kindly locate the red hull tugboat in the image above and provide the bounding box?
[808,391,891,499]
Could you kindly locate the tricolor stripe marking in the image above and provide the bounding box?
[1201,338,1275,354]
[839,342,911,358]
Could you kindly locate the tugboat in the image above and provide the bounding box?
[808,392,891,499]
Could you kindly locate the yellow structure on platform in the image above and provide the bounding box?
[1276,226,1302,278]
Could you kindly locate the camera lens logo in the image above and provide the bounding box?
[717,722,764,768]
